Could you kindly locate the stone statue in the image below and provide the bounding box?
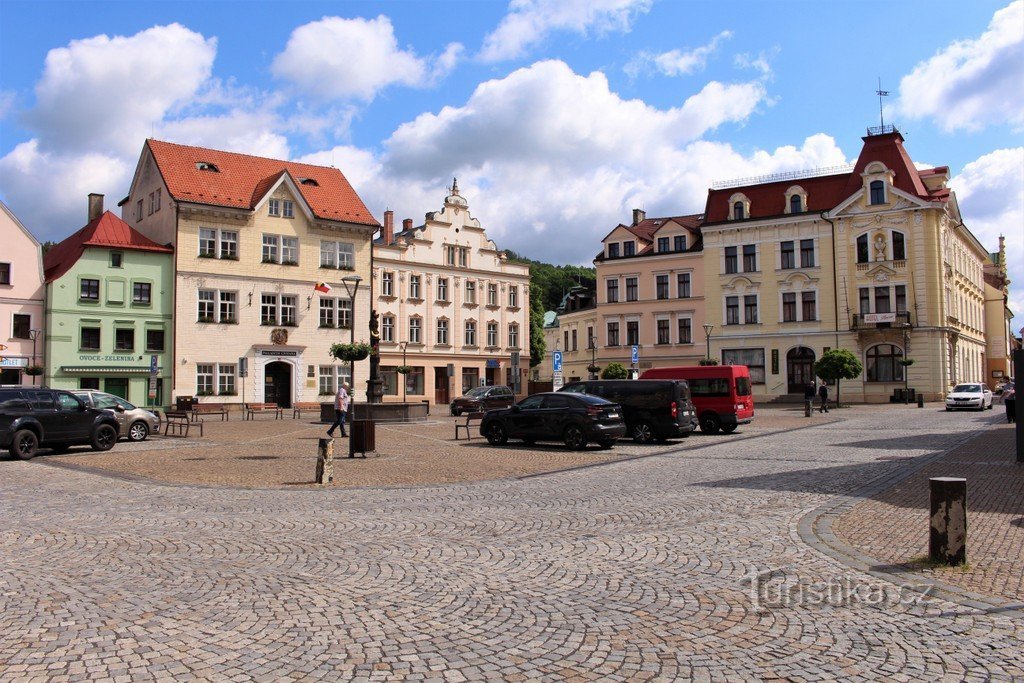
[873,233,887,261]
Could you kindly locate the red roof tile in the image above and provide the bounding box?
[146,139,379,227]
[43,211,173,283]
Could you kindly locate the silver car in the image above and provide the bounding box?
[72,391,160,441]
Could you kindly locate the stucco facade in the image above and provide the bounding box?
[983,236,1014,384]
[373,182,530,405]
[0,201,45,385]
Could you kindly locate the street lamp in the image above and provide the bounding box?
[587,336,597,380]
[703,324,714,363]
[399,340,409,402]
[340,275,362,458]
[28,329,43,386]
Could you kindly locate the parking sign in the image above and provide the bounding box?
[631,345,639,364]
[553,350,563,372]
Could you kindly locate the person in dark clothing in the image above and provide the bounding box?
[1005,383,1016,423]
[818,383,830,413]
[804,382,815,415]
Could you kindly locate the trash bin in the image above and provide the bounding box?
[908,388,916,401]
[350,419,376,456]
[176,396,197,412]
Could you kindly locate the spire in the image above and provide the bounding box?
[451,177,459,195]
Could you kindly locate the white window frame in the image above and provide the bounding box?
[381,315,395,343]
[381,271,394,297]
[409,317,422,344]
[486,322,498,348]
[268,198,281,216]
[408,275,421,300]
[464,320,477,347]
[282,200,294,218]
[281,237,298,264]
[436,318,449,346]
[508,323,519,349]
[262,234,280,263]
[508,286,518,308]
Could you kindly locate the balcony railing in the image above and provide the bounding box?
[851,311,912,330]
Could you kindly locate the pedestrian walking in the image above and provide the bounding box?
[1005,383,1016,424]
[818,383,830,413]
[327,382,350,437]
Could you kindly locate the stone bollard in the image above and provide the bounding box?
[929,477,966,565]
[316,438,334,485]
[804,400,812,418]
[917,394,925,408]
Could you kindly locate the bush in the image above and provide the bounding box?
[601,362,629,379]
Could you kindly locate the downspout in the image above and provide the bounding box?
[819,211,840,348]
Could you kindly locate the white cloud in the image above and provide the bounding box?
[625,30,732,78]
[272,16,460,101]
[734,47,777,78]
[892,0,1024,132]
[480,0,652,62]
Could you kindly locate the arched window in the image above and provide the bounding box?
[790,194,802,214]
[866,344,904,382]
[856,234,869,264]
[733,201,745,220]
[869,180,886,205]
[892,231,906,260]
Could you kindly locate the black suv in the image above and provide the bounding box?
[0,387,121,460]
[560,379,698,443]
[480,392,626,450]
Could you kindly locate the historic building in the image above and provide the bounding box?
[373,181,530,405]
[548,286,598,383]
[122,140,378,407]
[43,195,174,405]
[0,201,45,385]
[983,235,1015,384]
[700,126,991,402]
[593,210,706,375]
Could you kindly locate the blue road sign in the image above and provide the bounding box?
[631,345,639,364]
[150,354,158,375]
[553,350,563,372]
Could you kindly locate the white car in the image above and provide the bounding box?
[945,383,994,411]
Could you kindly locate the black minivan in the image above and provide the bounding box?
[560,379,698,443]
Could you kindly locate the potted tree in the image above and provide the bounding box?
[814,348,863,408]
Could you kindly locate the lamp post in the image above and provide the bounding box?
[399,340,409,402]
[902,323,912,404]
[28,329,43,386]
[340,275,362,457]
[703,324,714,363]
[588,336,597,380]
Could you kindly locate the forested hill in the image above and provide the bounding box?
[505,251,596,312]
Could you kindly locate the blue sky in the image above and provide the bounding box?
[1,0,1021,316]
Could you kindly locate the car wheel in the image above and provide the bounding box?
[721,423,738,434]
[632,421,655,444]
[563,424,587,451]
[484,422,508,446]
[946,406,952,411]
[987,401,994,410]
[10,429,39,460]
[597,439,615,449]
[699,413,721,434]
[91,424,118,451]
[127,421,149,442]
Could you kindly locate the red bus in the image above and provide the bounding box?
[639,365,754,434]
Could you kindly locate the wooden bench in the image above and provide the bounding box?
[243,402,283,420]
[164,410,203,437]
[292,402,321,419]
[454,411,485,440]
[191,403,229,422]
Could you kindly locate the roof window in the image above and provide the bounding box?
[196,162,219,172]
[299,177,319,186]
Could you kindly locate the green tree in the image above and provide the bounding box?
[814,348,863,407]
[505,251,595,312]
[601,362,629,379]
[528,282,546,368]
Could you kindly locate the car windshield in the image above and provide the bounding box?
[953,384,981,393]
[464,387,488,398]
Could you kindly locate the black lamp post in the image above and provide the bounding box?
[399,340,408,402]
[29,329,43,385]
[340,275,362,456]
[588,336,597,380]
[703,324,714,363]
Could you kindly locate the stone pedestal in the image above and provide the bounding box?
[804,400,812,418]
[929,477,966,565]
[316,438,334,485]
[366,378,386,404]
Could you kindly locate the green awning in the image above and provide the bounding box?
[60,366,153,374]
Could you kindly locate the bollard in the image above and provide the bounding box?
[316,438,334,484]
[917,394,925,408]
[804,400,812,418]
[929,477,966,565]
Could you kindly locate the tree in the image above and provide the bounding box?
[528,282,546,368]
[602,362,628,379]
[814,349,863,407]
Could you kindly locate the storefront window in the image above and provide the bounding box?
[721,348,766,384]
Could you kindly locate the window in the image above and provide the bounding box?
[219,231,238,259]
[856,234,869,264]
[875,286,891,313]
[81,327,100,350]
[724,246,738,274]
[801,291,816,321]
[0,262,9,285]
[146,329,165,351]
[790,195,802,214]
[892,231,906,260]
[743,244,757,272]
[148,192,156,215]
[114,328,134,351]
[674,235,686,252]
[625,277,638,302]
[587,327,595,349]
[722,348,766,384]
[464,321,477,346]
[262,234,279,263]
[196,364,214,395]
[744,295,758,324]
[678,318,692,344]
[80,279,100,301]
[319,298,335,327]
[657,237,669,253]
[219,291,237,323]
[459,247,468,267]
[110,252,123,268]
[338,299,351,328]
[437,278,449,302]
[218,364,236,395]
[382,315,395,343]
[465,280,476,305]
[782,293,797,322]
[268,199,280,216]
[571,329,577,351]
[199,228,216,256]
[726,296,739,325]
[12,314,30,339]
[136,199,144,222]
[153,189,161,213]
[607,321,620,347]
[132,282,151,305]
[318,366,336,395]
[564,330,569,351]
[606,279,619,303]
[859,287,871,315]
[866,344,904,382]
[320,241,354,269]
[282,200,294,218]
[895,285,907,313]
[79,378,100,390]
[281,296,297,326]
[626,320,639,346]
[487,283,498,306]
[381,271,394,297]
[677,273,691,298]
[733,202,745,220]
[198,290,216,321]
[800,239,815,268]
[437,319,449,345]
[409,275,421,299]
[508,286,518,308]
[462,367,479,394]
[444,245,456,265]
[623,241,636,257]
[869,180,885,205]
[281,237,298,264]
[608,243,620,258]
[655,275,669,300]
[656,319,670,345]
[487,322,498,347]
[261,294,277,325]
[508,323,519,348]
[409,318,422,344]
[780,241,795,269]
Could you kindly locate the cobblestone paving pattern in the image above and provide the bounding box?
[1,407,1022,681]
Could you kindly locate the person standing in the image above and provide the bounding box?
[818,383,830,413]
[803,382,815,417]
[327,382,350,437]
[1005,383,1016,424]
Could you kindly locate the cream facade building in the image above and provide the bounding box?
[549,287,598,383]
[122,140,378,407]
[373,182,530,405]
[983,235,1015,384]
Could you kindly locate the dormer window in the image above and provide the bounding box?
[299,178,319,186]
[674,235,686,251]
[623,241,636,257]
[790,195,802,213]
[733,202,745,219]
[196,161,219,172]
[608,243,620,258]
[869,180,886,205]
[268,199,280,216]
[729,192,751,220]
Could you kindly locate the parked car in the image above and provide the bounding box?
[0,387,120,459]
[560,379,697,443]
[640,365,755,434]
[480,392,626,450]
[72,390,160,442]
[450,385,515,416]
[945,383,994,411]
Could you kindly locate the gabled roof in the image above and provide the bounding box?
[145,139,379,227]
[43,211,173,283]
[596,213,704,260]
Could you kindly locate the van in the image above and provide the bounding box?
[560,379,698,443]
[639,365,754,434]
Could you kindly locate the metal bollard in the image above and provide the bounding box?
[929,477,966,565]
[316,438,334,484]
[917,394,925,408]
[804,400,812,418]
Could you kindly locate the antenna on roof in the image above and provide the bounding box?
[875,77,890,128]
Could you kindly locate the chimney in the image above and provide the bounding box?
[632,208,645,226]
[382,210,394,245]
[88,193,104,222]
[403,218,413,232]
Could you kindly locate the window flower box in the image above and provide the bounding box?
[330,342,373,362]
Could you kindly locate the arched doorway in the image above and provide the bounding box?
[263,361,292,408]
[787,347,816,394]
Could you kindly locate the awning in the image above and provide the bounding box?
[60,366,153,374]
[486,359,502,369]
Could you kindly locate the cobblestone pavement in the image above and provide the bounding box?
[833,422,1024,604]
[2,406,1022,681]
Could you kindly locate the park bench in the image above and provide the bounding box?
[454,411,485,441]
[291,402,321,419]
[163,410,203,437]
[243,402,283,421]
[191,403,229,422]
